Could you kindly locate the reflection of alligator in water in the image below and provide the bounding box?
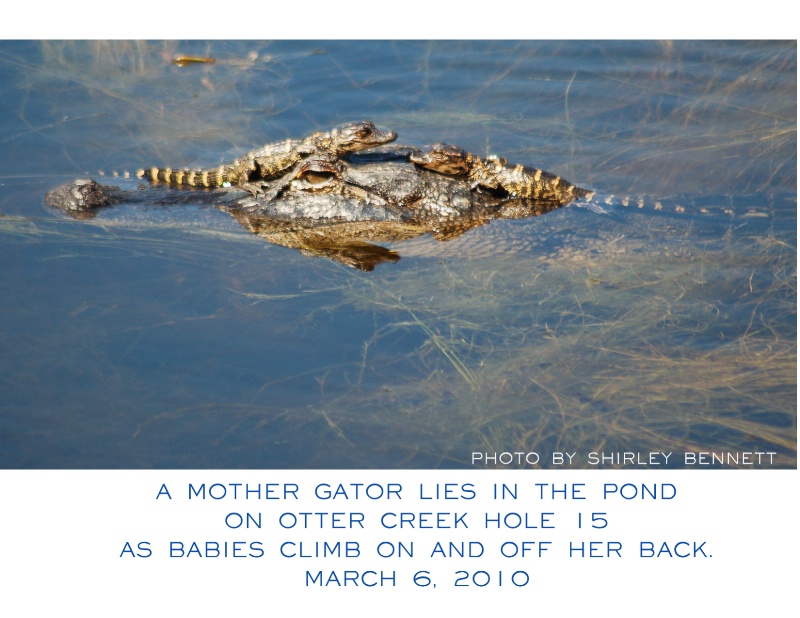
[45,122,779,271]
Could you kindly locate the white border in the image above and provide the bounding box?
[3,2,799,39]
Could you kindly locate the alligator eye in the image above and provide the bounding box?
[356,128,372,138]
[299,171,334,184]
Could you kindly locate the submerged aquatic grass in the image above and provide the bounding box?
[287,206,796,468]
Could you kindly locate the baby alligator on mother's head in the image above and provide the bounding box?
[136,120,397,193]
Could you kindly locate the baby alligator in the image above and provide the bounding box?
[409,142,592,203]
[408,143,780,219]
[136,120,397,193]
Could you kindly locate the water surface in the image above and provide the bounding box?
[0,41,795,468]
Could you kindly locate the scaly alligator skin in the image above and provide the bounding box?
[409,143,780,219]
[44,124,784,270]
[234,146,566,230]
[136,120,397,192]
[46,146,565,270]
[409,142,593,203]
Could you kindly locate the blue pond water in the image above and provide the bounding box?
[0,41,795,468]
